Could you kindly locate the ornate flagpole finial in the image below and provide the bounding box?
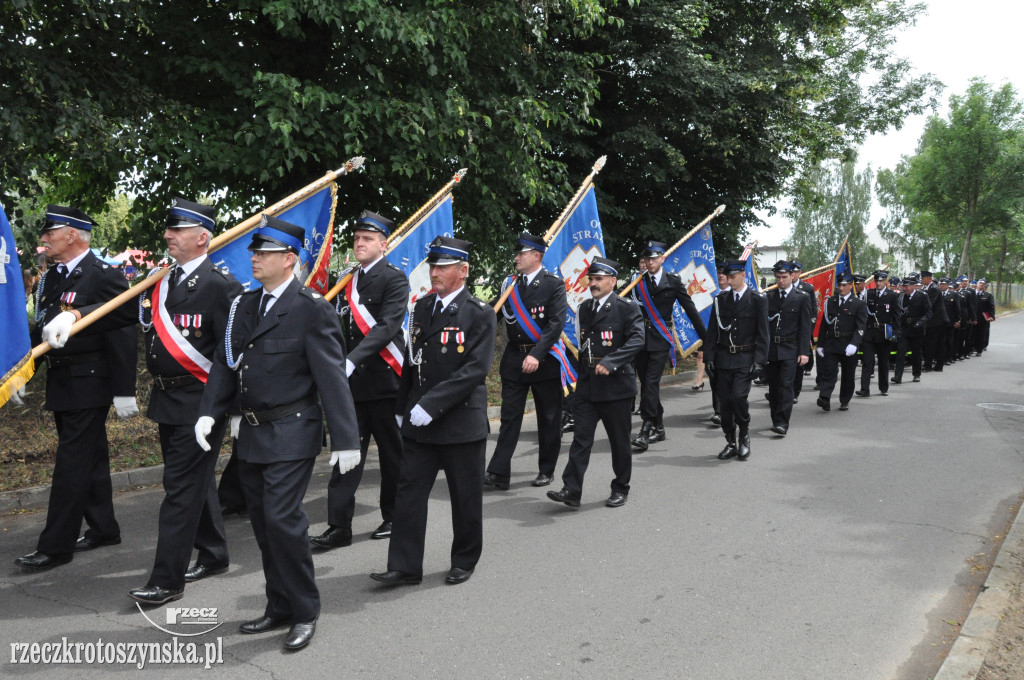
[336,156,366,175]
[594,155,607,172]
[714,204,726,216]
[454,168,468,183]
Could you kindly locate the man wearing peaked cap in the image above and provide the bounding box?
[128,198,243,605]
[547,256,644,508]
[920,270,948,372]
[764,260,812,436]
[815,271,867,412]
[196,214,360,651]
[974,278,995,355]
[956,275,977,360]
[485,231,567,491]
[15,205,139,573]
[310,208,408,549]
[629,240,706,452]
[937,277,961,370]
[372,235,496,586]
[856,269,900,398]
[893,273,931,384]
[702,259,768,461]
[789,260,818,403]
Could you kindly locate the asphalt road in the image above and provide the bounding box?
[2,314,1023,679]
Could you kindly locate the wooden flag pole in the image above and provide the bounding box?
[492,156,607,313]
[324,168,468,303]
[618,204,726,298]
[30,158,366,360]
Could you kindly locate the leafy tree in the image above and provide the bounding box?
[783,159,882,271]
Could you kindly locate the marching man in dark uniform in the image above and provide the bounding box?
[485,232,567,490]
[893,273,931,384]
[856,270,900,397]
[938,277,962,369]
[703,260,769,461]
[629,241,706,452]
[196,215,360,651]
[920,270,949,372]
[128,199,243,605]
[371,236,496,587]
[310,210,408,549]
[790,261,818,403]
[764,261,811,435]
[974,279,995,355]
[15,206,137,572]
[815,271,867,412]
[957,276,976,360]
[547,257,644,507]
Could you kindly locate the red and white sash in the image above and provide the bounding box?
[344,271,404,376]
[151,275,212,382]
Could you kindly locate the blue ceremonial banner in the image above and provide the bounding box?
[211,183,337,293]
[1,201,35,407]
[541,186,606,347]
[387,194,454,311]
[744,256,760,293]
[664,225,718,354]
[834,237,852,279]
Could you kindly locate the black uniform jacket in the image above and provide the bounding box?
[942,289,962,326]
[397,287,497,445]
[977,290,996,321]
[818,294,868,353]
[634,271,706,351]
[924,283,949,327]
[575,294,645,402]
[497,270,567,384]
[959,287,977,323]
[794,279,819,331]
[766,286,812,361]
[899,290,932,338]
[141,258,244,425]
[199,277,359,463]
[336,257,409,401]
[703,288,770,369]
[862,287,901,343]
[33,251,137,411]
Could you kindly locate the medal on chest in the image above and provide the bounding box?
[601,330,613,347]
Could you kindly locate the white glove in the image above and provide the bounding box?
[195,416,215,452]
[42,311,77,349]
[113,396,139,418]
[330,450,360,474]
[10,386,26,406]
[409,404,433,427]
[395,415,404,427]
[346,359,355,377]
[815,347,824,358]
[229,415,241,439]
[844,344,857,357]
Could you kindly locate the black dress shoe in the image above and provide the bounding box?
[605,492,628,508]
[770,425,788,436]
[14,551,72,572]
[445,567,474,584]
[912,376,921,382]
[855,389,870,398]
[891,378,902,384]
[880,391,888,396]
[838,403,849,411]
[128,585,184,605]
[483,473,510,490]
[284,618,317,651]
[717,440,737,460]
[546,488,581,508]
[239,615,291,634]
[631,421,652,452]
[370,521,392,540]
[792,397,798,404]
[736,431,751,461]
[220,504,246,516]
[74,534,121,552]
[370,570,422,586]
[710,414,722,426]
[184,562,229,582]
[817,397,830,412]
[649,427,666,443]
[308,525,352,550]
[531,474,553,487]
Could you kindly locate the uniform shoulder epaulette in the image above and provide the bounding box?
[298,286,323,300]
[543,270,562,281]
[469,296,489,309]
[387,262,402,272]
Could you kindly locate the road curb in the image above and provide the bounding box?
[0,369,700,513]
[933,494,1024,679]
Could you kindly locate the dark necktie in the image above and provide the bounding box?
[56,263,68,277]
[781,290,787,302]
[168,267,182,292]
[258,293,273,318]
[431,299,443,322]
[734,293,740,303]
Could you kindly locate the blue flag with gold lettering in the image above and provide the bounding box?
[1,201,34,407]
[664,224,718,353]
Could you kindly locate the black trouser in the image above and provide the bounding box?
[37,407,120,556]
[817,351,857,405]
[327,397,403,528]
[975,321,991,352]
[217,440,246,511]
[239,456,319,623]
[387,438,485,576]
[923,327,944,369]
[707,364,721,416]
[766,359,796,428]
[635,348,669,424]
[894,335,924,379]
[714,364,753,435]
[960,324,975,358]
[148,421,229,590]
[561,397,632,496]
[487,375,562,483]
[860,339,891,393]
[944,327,958,365]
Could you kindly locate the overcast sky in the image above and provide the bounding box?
[749,0,1024,247]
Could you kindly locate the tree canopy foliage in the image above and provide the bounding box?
[2,0,937,274]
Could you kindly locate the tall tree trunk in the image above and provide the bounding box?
[997,231,1008,304]
[956,226,973,278]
